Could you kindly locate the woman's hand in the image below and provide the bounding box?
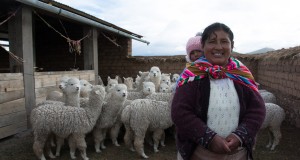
[225,134,241,151]
[208,134,231,154]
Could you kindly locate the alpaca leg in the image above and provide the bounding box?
[160,131,166,147]
[68,135,77,159]
[266,129,273,149]
[93,128,102,153]
[124,125,135,151]
[55,136,65,156]
[134,135,148,158]
[270,128,282,150]
[50,134,56,147]
[100,129,108,149]
[33,135,47,160]
[74,134,89,160]
[45,137,56,159]
[110,122,122,146]
[152,129,164,152]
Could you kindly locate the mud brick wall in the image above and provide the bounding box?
[255,49,300,127]
[98,37,186,84]
[99,46,300,127]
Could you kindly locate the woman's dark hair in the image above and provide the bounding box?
[201,22,234,47]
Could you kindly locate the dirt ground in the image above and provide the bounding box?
[0,123,300,160]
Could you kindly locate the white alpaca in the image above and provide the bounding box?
[97,75,104,86]
[80,79,93,98]
[106,76,119,92]
[93,84,128,153]
[171,73,180,83]
[123,77,134,90]
[136,71,149,91]
[31,84,106,160]
[127,82,156,100]
[109,82,155,147]
[121,98,173,159]
[159,83,172,93]
[53,79,93,157]
[34,77,81,158]
[259,90,277,104]
[110,99,133,147]
[46,76,69,102]
[160,73,171,86]
[133,75,141,89]
[145,92,173,102]
[148,66,162,92]
[257,103,285,150]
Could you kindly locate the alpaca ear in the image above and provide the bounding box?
[108,76,111,81]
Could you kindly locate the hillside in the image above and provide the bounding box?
[247,47,275,54]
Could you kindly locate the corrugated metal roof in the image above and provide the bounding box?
[39,0,143,38]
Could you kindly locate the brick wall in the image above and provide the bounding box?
[98,36,186,84]
[98,45,300,127]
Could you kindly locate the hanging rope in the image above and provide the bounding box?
[0,7,20,26]
[101,32,121,47]
[34,11,91,55]
[0,7,24,64]
[0,45,25,64]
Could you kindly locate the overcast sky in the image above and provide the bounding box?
[57,0,300,56]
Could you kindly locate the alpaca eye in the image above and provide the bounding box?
[117,90,120,92]
[84,84,87,86]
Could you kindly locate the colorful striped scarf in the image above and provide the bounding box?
[177,56,258,92]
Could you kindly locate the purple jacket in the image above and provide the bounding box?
[171,77,266,160]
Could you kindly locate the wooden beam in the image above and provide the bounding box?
[83,27,98,84]
[8,6,35,128]
[22,7,35,129]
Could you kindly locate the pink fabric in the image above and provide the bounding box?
[186,36,202,62]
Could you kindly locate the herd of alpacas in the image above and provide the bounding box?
[30,66,285,160]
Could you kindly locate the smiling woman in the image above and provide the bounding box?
[172,22,266,160]
[201,24,234,66]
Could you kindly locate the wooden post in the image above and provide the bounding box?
[83,27,98,84]
[8,6,35,128]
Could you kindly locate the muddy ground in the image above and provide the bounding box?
[0,122,300,160]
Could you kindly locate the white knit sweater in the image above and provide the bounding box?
[207,78,240,138]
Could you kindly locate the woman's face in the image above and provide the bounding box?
[203,30,233,66]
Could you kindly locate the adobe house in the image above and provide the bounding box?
[0,0,149,139]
